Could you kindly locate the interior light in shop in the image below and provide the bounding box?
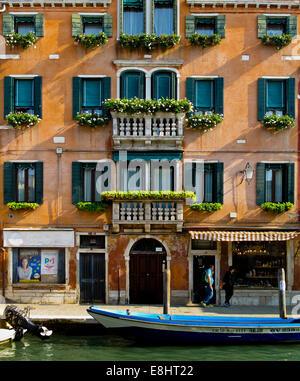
[239,162,254,184]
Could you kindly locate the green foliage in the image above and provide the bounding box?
[262,114,295,133]
[104,98,193,115]
[190,203,223,212]
[100,191,196,201]
[6,112,41,128]
[5,32,38,49]
[75,113,110,127]
[74,32,108,49]
[188,33,221,48]
[75,202,108,212]
[261,202,294,213]
[7,202,39,210]
[119,33,180,51]
[186,113,223,132]
[262,34,293,50]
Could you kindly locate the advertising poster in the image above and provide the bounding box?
[41,251,58,275]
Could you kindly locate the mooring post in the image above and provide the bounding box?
[278,268,287,319]
[163,260,170,315]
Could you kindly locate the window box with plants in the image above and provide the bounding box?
[188,33,221,49]
[186,113,223,133]
[261,202,293,213]
[262,114,295,134]
[119,33,180,51]
[6,112,41,129]
[7,202,39,211]
[100,191,196,202]
[75,113,110,127]
[75,202,108,212]
[190,203,223,212]
[5,32,39,49]
[74,32,108,49]
[261,34,293,50]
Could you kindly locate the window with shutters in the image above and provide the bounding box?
[191,163,223,203]
[3,13,44,37]
[122,0,145,35]
[120,71,145,99]
[256,162,294,205]
[257,15,297,39]
[185,15,225,39]
[152,71,176,100]
[154,0,175,35]
[4,162,43,204]
[72,14,112,37]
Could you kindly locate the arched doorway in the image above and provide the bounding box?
[129,238,167,304]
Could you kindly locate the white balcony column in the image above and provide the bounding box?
[145,116,152,136]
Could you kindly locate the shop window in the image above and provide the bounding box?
[13,248,65,284]
[4,162,43,204]
[72,77,111,118]
[4,76,43,118]
[72,14,112,37]
[191,240,217,250]
[80,235,105,249]
[120,71,145,99]
[152,71,177,100]
[154,0,175,36]
[232,241,286,289]
[82,17,103,35]
[122,0,144,35]
[3,14,44,37]
[185,15,226,39]
[186,77,224,115]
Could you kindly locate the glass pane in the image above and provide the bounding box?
[84,169,92,202]
[122,72,142,99]
[16,21,35,35]
[17,168,25,202]
[195,22,214,36]
[265,169,273,202]
[84,22,103,35]
[266,81,284,109]
[154,6,174,35]
[83,80,102,108]
[195,80,214,109]
[275,169,283,202]
[15,80,34,107]
[267,24,284,36]
[123,9,144,35]
[28,167,35,202]
[204,170,213,202]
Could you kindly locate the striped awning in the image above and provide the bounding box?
[189,231,299,241]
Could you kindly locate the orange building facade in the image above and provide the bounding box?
[0,0,299,306]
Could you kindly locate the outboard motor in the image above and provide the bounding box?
[4,305,53,340]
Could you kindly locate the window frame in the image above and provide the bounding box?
[153,0,176,36]
[265,79,286,116]
[3,13,44,37]
[14,78,35,114]
[82,16,104,35]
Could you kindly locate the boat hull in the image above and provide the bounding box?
[0,329,16,345]
[87,308,300,344]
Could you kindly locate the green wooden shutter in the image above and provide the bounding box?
[72,14,82,36]
[34,76,42,118]
[120,0,124,34]
[12,248,19,283]
[171,71,176,99]
[215,15,225,38]
[215,162,224,204]
[73,77,82,119]
[35,14,44,37]
[58,249,66,284]
[286,78,295,118]
[287,15,297,37]
[173,0,177,34]
[4,76,14,118]
[3,14,14,35]
[186,77,195,104]
[102,76,111,116]
[286,163,295,203]
[256,163,265,205]
[257,78,266,121]
[121,71,144,99]
[72,162,83,204]
[35,162,43,204]
[258,15,267,38]
[4,162,16,204]
[103,14,113,37]
[214,77,224,115]
[185,15,195,38]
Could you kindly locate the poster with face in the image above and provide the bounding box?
[41,250,58,275]
[18,249,41,282]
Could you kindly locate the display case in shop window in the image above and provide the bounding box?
[232,241,286,289]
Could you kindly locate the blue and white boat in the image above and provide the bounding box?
[87,307,300,344]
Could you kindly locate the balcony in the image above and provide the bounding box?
[112,200,184,233]
[111,112,185,150]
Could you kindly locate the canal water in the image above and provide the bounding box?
[1,329,300,362]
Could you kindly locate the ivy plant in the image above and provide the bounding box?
[100,191,196,201]
[190,203,223,212]
[6,112,41,129]
[262,34,293,50]
[75,202,108,212]
[7,202,39,210]
[188,33,221,48]
[186,113,223,132]
[74,32,108,49]
[261,202,293,213]
[262,114,295,133]
[75,113,110,127]
[5,32,38,49]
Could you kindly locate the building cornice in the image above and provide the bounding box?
[186,0,300,9]
[0,0,111,7]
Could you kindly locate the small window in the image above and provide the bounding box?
[266,18,286,37]
[192,240,217,250]
[15,17,35,36]
[154,0,174,36]
[16,164,36,203]
[195,18,215,36]
[265,80,285,116]
[82,79,103,114]
[82,17,103,35]
[83,164,102,202]
[195,80,214,113]
[120,71,145,99]
[80,235,105,249]
[14,79,34,114]
[123,0,144,35]
[192,163,217,203]
[265,164,285,203]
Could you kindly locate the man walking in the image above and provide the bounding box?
[201,265,214,307]
[222,266,236,307]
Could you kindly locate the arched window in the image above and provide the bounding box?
[151,70,176,100]
[120,70,146,99]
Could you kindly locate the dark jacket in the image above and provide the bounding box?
[222,271,235,289]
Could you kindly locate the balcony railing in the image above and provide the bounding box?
[111,112,185,150]
[112,200,183,233]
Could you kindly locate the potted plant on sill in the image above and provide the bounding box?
[75,113,110,127]
[5,32,39,49]
[186,113,223,133]
[74,32,108,49]
[188,33,221,49]
[75,202,108,212]
[262,114,295,134]
[261,202,294,213]
[262,34,293,50]
[7,202,40,210]
[100,190,196,202]
[190,203,223,212]
[6,112,41,129]
[119,33,180,51]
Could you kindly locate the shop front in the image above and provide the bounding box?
[189,230,299,306]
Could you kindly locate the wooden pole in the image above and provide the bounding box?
[278,268,287,319]
[163,260,170,315]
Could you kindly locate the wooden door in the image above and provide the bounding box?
[130,253,166,304]
[80,253,105,303]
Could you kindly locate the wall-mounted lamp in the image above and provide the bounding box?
[239,162,254,184]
